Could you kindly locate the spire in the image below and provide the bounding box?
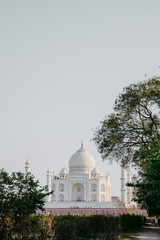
[106,171,109,179]
[81,140,83,149]
[25,159,30,175]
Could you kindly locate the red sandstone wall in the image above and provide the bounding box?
[37,208,148,217]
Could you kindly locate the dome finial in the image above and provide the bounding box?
[81,140,83,148]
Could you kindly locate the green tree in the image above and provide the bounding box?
[127,139,160,216]
[93,77,160,215]
[93,77,160,166]
[0,169,51,239]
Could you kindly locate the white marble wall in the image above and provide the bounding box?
[49,173,111,203]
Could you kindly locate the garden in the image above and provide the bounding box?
[0,214,146,240]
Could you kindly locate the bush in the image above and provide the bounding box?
[74,216,92,238]
[89,215,120,239]
[38,215,54,239]
[0,215,15,240]
[54,215,76,240]
[54,215,120,240]
[120,214,146,230]
[2,213,145,239]
[13,215,55,239]
[13,215,40,239]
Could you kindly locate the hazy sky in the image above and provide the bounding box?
[0,0,160,196]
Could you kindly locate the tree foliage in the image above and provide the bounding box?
[93,76,160,215]
[0,169,51,239]
[0,170,49,217]
[127,140,160,216]
[93,77,160,165]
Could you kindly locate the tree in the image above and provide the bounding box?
[93,76,160,215]
[0,169,52,239]
[127,139,160,216]
[93,77,160,166]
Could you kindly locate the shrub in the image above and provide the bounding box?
[0,215,14,240]
[54,215,76,240]
[120,214,145,230]
[74,216,92,238]
[38,215,54,239]
[3,213,145,239]
[54,215,120,240]
[13,215,40,239]
[89,215,120,239]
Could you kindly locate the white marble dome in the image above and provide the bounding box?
[91,167,102,176]
[69,145,96,174]
[60,167,68,175]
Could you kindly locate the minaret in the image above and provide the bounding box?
[121,166,127,206]
[25,159,30,175]
[127,166,132,206]
[106,172,111,202]
[46,169,51,202]
[52,171,55,180]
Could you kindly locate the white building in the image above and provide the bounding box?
[47,143,111,203]
[25,143,132,210]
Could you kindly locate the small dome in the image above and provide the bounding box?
[25,159,30,165]
[69,145,96,174]
[60,167,68,175]
[91,167,101,176]
[47,169,51,175]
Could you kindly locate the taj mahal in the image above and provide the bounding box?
[47,142,112,203]
[25,142,139,216]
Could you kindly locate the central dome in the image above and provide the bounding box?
[69,145,96,174]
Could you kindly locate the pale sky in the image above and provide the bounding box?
[0,0,160,196]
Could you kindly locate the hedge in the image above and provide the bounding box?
[54,215,120,240]
[120,214,146,230]
[0,213,146,239]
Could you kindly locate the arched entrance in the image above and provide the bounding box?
[72,183,84,201]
